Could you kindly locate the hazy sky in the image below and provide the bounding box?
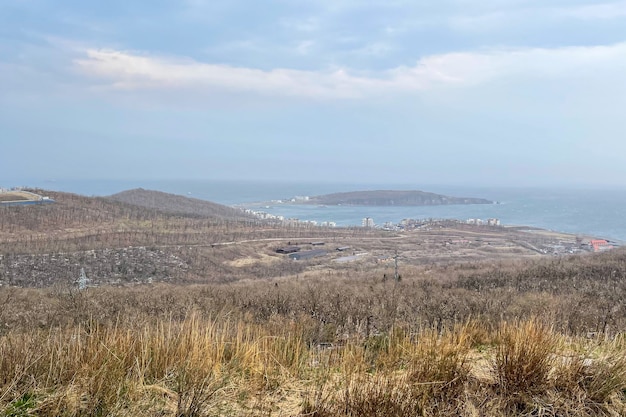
[2,0,626,186]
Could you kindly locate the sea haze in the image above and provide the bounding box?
[12,179,626,242]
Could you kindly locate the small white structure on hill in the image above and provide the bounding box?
[77,268,90,290]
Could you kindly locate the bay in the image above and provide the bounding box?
[10,179,626,242]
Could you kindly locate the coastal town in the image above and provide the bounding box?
[241,204,619,258]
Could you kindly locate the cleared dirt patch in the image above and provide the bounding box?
[228,253,281,267]
[0,192,30,202]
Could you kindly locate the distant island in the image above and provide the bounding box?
[293,190,493,206]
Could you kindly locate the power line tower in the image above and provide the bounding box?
[77,267,89,290]
[394,249,400,282]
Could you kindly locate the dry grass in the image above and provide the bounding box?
[0,313,310,416]
[2,193,626,415]
[2,315,626,416]
[305,325,474,416]
[2,251,626,415]
[493,319,558,397]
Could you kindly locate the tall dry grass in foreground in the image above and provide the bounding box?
[2,248,626,415]
[1,313,309,416]
[2,315,626,416]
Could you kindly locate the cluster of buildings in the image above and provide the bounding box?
[242,208,336,228]
[358,217,505,232]
[275,243,367,262]
[466,218,502,226]
[245,208,507,232]
[282,218,337,228]
[243,209,285,222]
[275,244,327,261]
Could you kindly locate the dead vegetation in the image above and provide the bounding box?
[107,188,257,220]
[2,309,626,416]
[0,190,597,288]
[2,189,626,415]
[1,249,626,415]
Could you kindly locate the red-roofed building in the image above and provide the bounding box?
[590,239,611,252]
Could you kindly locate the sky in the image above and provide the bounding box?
[1,0,626,187]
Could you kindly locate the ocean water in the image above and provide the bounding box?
[12,179,626,242]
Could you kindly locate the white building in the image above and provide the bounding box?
[362,217,375,228]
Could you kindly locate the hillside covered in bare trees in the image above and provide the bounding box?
[3,188,626,416]
[107,188,256,220]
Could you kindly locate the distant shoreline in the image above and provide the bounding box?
[3,183,625,242]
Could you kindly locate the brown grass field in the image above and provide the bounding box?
[1,189,626,416]
[0,192,31,202]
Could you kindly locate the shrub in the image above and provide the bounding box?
[492,319,558,397]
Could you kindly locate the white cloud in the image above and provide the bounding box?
[75,50,370,98]
[440,1,626,34]
[74,42,626,99]
[557,1,626,20]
